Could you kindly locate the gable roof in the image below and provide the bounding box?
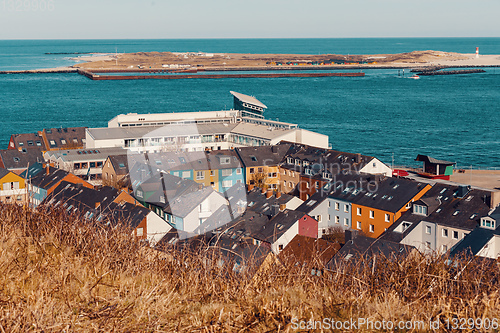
[0,167,12,179]
[279,235,341,267]
[29,167,70,190]
[43,127,87,149]
[0,148,44,170]
[449,227,499,258]
[235,144,293,167]
[107,154,129,175]
[415,154,455,165]
[8,132,46,150]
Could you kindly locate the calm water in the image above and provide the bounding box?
[0,39,499,168]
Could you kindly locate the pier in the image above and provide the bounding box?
[76,71,365,80]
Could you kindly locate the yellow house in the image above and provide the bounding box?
[235,145,293,191]
[0,168,27,204]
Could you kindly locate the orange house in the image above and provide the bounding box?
[351,181,432,238]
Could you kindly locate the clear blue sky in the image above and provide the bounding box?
[1,0,499,39]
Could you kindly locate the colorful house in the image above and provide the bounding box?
[0,167,27,204]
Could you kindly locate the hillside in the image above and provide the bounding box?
[1,203,499,332]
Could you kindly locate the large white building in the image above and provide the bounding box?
[86,91,329,153]
[86,111,329,153]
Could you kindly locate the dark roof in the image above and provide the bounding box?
[415,154,455,165]
[380,184,493,242]
[45,181,119,211]
[280,143,377,179]
[8,132,46,150]
[235,144,293,168]
[327,230,415,267]
[246,187,296,216]
[30,167,70,190]
[43,127,87,149]
[449,227,498,258]
[0,167,11,179]
[297,173,429,214]
[0,148,44,170]
[108,154,129,176]
[19,162,45,179]
[254,210,306,242]
[278,235,341,267]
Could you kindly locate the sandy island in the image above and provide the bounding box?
[71,50,500,71]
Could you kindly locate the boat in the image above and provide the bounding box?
[409,74,420,79]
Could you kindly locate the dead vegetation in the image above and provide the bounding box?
[0,203,499,332]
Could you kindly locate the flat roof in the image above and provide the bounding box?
[231,122,295,140]
[87,123,238,141]
[44,147,127,161]
[108,110,241,127]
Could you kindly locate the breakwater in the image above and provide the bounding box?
[416,69,486,76]
[76,70,365,80]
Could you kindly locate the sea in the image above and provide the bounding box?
[0,38,499,168]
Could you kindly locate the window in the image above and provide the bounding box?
[258,167,263,173]
[196,171,204,180]
[249,168,255,174]
[357,221,362,230]
[316,215,322,222]
[385,214,390,222]
[413,205,427,215]
[136,190,144,198]
[369,224,374,233]
[335,202,339,211]
[222,169,232,177]
[452,231,459,239]
[210,170,215,176]
[425,225,432,234]
[222,180,232,188]
[344,218,349,226]
[369,210,374,219]
[220,157,230,164]
[344,205,349,213]
[426,241,431,248]
[268,172,277,178]
[357,207,362,216]
[442,228,448,238]
[27,140,33,146]
[136,228,144,237]
[306,183,310,189]
[250,155,257,162]
[335,216,340,224]
[49,140,56,146]
[315,181,319,189]
[236,168,242,175]
[36,141,41,146]
[182,171,190,179]
[441,244,448,252]
[61,139,66,145]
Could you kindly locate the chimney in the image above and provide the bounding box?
[95,202,101,209]
[261,187,266,195]
[46,163,50,175]
[356,153,361,163]
[490,190,500,209]
[345,229,359,243]
[270,204,280,216]
[248,184,254,191]
[198,183,203,190]
[276,191,282,199]
[279,204,286,211]
[266,189,273,199]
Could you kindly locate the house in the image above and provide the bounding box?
[0,148,45,174]
[296,173,431,238]
[279,144,392,200]
[26,166,93,207]
[326,230,415,268]
[43,181,170,244]
[235,144,292,191]
[382,184,495,255]
[102,154,129,188]
[134,172,228,232]
[44,147,126,185]
[415,154,455,180]
[7,132,46,151]
[0,167,27,204]
[40,127,87,150]
[449,207,500,259]
[278,235,341,274]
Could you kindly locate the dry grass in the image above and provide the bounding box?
[0,203,499,332]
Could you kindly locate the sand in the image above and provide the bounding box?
[71,50,500,71]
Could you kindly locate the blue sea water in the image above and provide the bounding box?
[0,38,499,168]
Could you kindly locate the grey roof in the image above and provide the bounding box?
[230,91,267,109]
[0,148,45,170]
[235,144,293,167]
[87,122,237,141]
[44,147,127,162]
[0,167,11,179]
[415,154,455,165]
[380,184,493,243]
[230,122,294,140]
[107,154,129,176]
[19,162,45,179]
[449,227,498,258]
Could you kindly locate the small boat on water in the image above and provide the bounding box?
[409,74,420,79]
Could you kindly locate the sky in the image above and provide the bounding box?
[0,0,499,39]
